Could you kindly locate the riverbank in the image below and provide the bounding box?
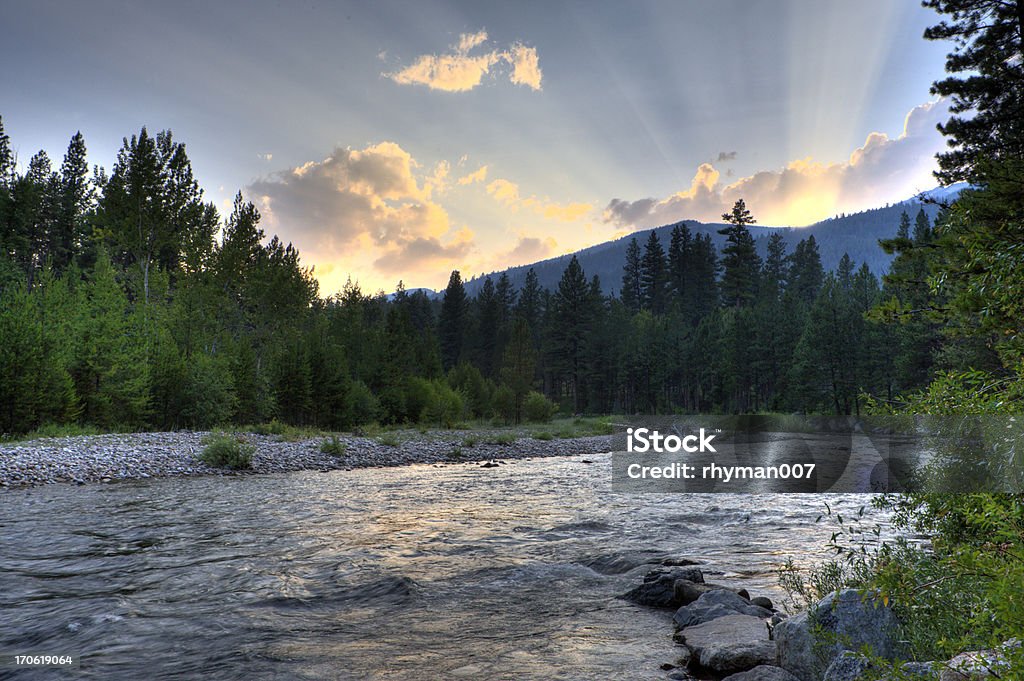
[0,429,616,488]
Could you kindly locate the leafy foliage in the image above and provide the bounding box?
[199,433,254,469]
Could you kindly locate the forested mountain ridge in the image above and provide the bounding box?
[462,194,959,298]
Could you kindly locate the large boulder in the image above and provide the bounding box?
[823,652,873,681]
[679,613,776,675]
[673,589,773,628]
[775,589,902,681]
[722,666,801,681]
[618,566,704,608]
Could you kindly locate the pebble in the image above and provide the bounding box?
[0,431,615,489]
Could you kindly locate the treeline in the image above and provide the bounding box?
[0,116,939,435]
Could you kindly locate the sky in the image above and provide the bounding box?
[1,1,952,294]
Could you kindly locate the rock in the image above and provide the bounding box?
[774,589,902,681]
[901,661,940,679]
[647,565,705,584]
[722,666,802,681]
[619,567,705,608]
[673,589,772,628]
[673,579,749,607]
[679,614,775,675]
[661,557,701,567]
[751,596,774,610]
[823,652,872,680]
[940,648,1012,680]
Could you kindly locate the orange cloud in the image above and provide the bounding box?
[457,165,489,185]
[604,99,951,228]
[248,141,473,293]
[486,177,593,222]
[386,30,542,92]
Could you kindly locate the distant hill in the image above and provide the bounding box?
[451,186,965,297]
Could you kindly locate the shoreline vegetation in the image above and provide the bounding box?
[0,418,615,489]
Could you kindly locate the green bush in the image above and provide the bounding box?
[179,352,238,429]
[523,391,556,423]
[320,435,346,456]
[485,433,516,446]
[447,362,492,418]
[199,433,254,469]
[378,433,400,447]
[344,380,379,428]
[533,431,553,441]
[252,419,288,436]
[491,385,515,424]
[411,378,465,429]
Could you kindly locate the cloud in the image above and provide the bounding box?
[257,152,273,161]
[604,99,951,228]
[373,229,475,274]
[247,141,474,290]
[386,30,542,92]
[506,43,543,90]
[503,235,556,263]
[716,151,737,162]
[457,165,488,185]
[486,177,593,222]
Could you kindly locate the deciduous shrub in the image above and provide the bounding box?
[523,391,556,423]
[199,433,254,469]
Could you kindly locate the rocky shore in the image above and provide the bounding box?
[621,565,1014,680]
[0,430,615,488]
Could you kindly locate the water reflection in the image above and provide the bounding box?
[0,454,885,680]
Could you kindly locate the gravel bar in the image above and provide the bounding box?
[0,430,615,489]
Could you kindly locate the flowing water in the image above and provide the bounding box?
[0,453,883,680]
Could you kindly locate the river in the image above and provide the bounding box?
[0,453,881,680]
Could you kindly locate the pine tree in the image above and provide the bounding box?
[896,211,911,240]
[690,233,719,320]
[718,199,761,307]
[551,256,591,412]
[54,132,90,272]
[668,223,691,297]
[640,230,669,314]
[620,237,642,313]
[72,249,150,428]
[787,236,824,306]
[0,116,12,187]
[500,317,536,423]
[438,270,468,370]
[474,277,501,378]
[515,267,543,333]
[913,208,932,243]
[923,0,1024,183]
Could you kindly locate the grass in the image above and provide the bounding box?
[3,423,105,443]
[198,433,254,469]
[532,431,554,441]
[319,435,346,457]
[446,446,463,461]
[244,420,327,442]
[377,433,400,447]
[462,436,479,448]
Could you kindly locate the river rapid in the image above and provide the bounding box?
[0,453,881,680]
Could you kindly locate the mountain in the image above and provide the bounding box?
[460,189,961,298]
